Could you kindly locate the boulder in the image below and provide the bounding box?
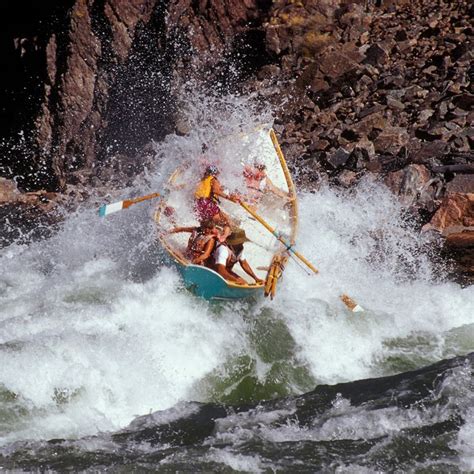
[318,48,360,80]
[326,147,351,170]
[363,44,388,66]
[374,127,409,154]
[424,193,474,235]
[384,164,441,210]
[446,175,474,194]
[353,111,387,137]
[335,169,358,187]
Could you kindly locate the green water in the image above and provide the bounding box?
[195,308,316,404]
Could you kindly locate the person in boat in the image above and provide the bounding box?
[194,165,240,240]
[169,220,218,265]
[212,228,264,285]
[243,162,291,204]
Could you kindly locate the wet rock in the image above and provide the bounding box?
[1,0,269,195]
[175,118,191,136]
[0,178,58,209]
[445,231,474,251]
[384,164,442,211]
[335,169,358,187]
[425,193,474,235]
[0,178,19,203]
[257,64,281,81]
[325,147,351,170]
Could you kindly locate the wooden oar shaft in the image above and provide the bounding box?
[233,199,364,311]
[123,192,161,209]
[239,201,319,274]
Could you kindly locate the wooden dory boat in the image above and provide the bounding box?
[155,127,298,300]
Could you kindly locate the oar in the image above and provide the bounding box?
[239,201,318,273]
[98,192,161,217]
[238,200,364,312]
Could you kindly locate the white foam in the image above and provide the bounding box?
[1,92,473,453]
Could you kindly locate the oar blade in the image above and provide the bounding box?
[340,294,365,313]
[98,201,124,217]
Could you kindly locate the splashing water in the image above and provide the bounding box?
[0,93,473,469]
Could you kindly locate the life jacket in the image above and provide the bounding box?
[186,230,214,261]
[194,176,217,201]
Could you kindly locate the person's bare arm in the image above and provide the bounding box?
[240,259,264,284]
[212,179,240,202]
[169,226,195,234]
[193,239,215,264]
[215,264,247,285]
[265,177,292,200]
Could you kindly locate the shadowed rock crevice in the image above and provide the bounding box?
[99,4,175,159]
[0,0,75,190]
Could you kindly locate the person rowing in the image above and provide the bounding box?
[194,165,240,241]
[212,228,264,285]
[243,162,291,205]
[169,220,218,265]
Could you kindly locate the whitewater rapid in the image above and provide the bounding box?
[1,95,473,469]
[1,176,473,450]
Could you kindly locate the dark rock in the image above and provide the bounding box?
[415,128,444,141]
[411,141,448,164]
[394,29,408,41]
[326,147,351,169]
[446,175,474,194]
[347,147,371,170]
[433,164,474,174]
[363,44,388,66]
[374,127,409,154]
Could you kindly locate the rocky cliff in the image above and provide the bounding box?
[0,0,472,281]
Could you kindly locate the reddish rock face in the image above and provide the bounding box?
[427,193,474,236]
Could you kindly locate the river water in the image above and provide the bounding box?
[1,97,473,471]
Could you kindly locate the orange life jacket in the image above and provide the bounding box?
[194,176,216,201]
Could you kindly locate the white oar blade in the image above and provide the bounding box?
[99,201,124,217]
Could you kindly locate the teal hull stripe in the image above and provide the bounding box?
[180,264,262,300]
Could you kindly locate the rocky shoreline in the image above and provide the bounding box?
[0,0,472,282]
